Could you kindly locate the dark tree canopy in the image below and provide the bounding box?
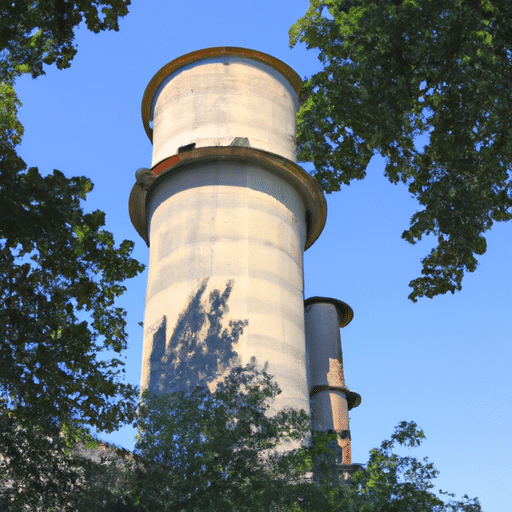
[2,366,480,511]
[0,0,139,432]
[0,0,131,80]
[0,0,132,158]
[0,146,143,510]
[290,0,512,301]
[0,151,142,433]
[0,413,136,511]
[0,2,140,509]
[134,365,310,511]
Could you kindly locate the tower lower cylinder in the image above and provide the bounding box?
[138,147,325,417]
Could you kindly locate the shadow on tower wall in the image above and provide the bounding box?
[147,278,248,394]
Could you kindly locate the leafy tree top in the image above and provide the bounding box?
[0,0,131,80]
[102,366,483,512]
[0,149,144,433]
[135,365,311,511]
[290,0,512,300]
[0,3,142,510]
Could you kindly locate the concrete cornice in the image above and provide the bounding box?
[129,146,326,250]
[304,296,354,327]
[310,385,362,410]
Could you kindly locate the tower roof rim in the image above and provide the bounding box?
[304,296,354,327]
[141,46,303,141]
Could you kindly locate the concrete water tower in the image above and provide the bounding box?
[130,47,325,416]
[129,47,360,462]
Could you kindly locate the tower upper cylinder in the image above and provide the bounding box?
[142,47,302,166]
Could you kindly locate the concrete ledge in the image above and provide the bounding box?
[129,146,327,250]
[304,296,354,327]
[310,385,361,410]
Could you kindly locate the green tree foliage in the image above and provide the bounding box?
[0,0,139,426]
[290,0,512,301]
[0,150,143,509]
[339,421,482,512]
[0,0,132,154]
[0,414,137,511]
[0,155,142,432]
[133,365,311,511]
[105,366,481,512]
[0,80,23,150]
[0,0,132,163]
[0,2,141,510]
[0,0,131,80]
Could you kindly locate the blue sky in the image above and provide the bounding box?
[15,1,511,510]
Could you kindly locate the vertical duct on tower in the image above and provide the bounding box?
[304,297,361,473]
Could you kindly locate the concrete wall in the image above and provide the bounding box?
[142,158,311,414]
[142,47,302,166]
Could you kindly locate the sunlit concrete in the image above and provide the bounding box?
[135,48,327,418]
[142,158,314,414]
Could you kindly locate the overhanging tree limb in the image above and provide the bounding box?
[290,0,512,300]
